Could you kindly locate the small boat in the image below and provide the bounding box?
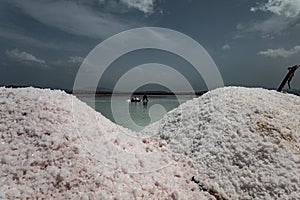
[131,97,141,102]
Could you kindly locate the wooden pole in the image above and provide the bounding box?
[277,65,299,92]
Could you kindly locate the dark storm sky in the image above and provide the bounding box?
[0,0,300,91]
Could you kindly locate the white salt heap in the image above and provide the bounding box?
[0,87,209,199]
[2,86,300,200]
[144,87,300,200]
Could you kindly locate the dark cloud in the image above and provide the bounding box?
[0,0,300,90]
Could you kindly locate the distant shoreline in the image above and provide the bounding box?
[2,85,208,96]
[74,91,208,96]
[2,85,299,96]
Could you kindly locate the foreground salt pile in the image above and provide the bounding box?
[0,87,210,199]
[144,87,300,199]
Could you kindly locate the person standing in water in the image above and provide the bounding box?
[142,94,148,105]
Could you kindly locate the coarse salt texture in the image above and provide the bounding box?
[144,87,300,200]
[0,87,210,200]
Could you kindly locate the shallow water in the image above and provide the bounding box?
[78,95,195,131]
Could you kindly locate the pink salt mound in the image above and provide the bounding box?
[0,87,213,199]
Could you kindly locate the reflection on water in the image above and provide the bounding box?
[77,95,194,131]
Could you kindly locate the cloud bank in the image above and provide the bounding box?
[222,44,231,51]
[5,49,46,64]
[251,0,300,18]
[11,0,158,39]
[237,0,300,38]
[12,0,132,39]
[68,56,84,64]
[258,45,300,58]
[120,0,156,14]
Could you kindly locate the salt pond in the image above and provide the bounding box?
[77,95,195,131]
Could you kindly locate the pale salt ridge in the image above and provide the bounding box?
[0,87,211,199]
[2,86,300,199]
[143,87,300,199]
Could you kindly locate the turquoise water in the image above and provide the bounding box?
[78,95,195,131]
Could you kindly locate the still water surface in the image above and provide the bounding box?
[78,95,195,131]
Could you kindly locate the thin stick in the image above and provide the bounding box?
[277,65,299,92]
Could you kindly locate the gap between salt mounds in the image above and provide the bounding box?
[0,87,215,199]
[143,86,300,200]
